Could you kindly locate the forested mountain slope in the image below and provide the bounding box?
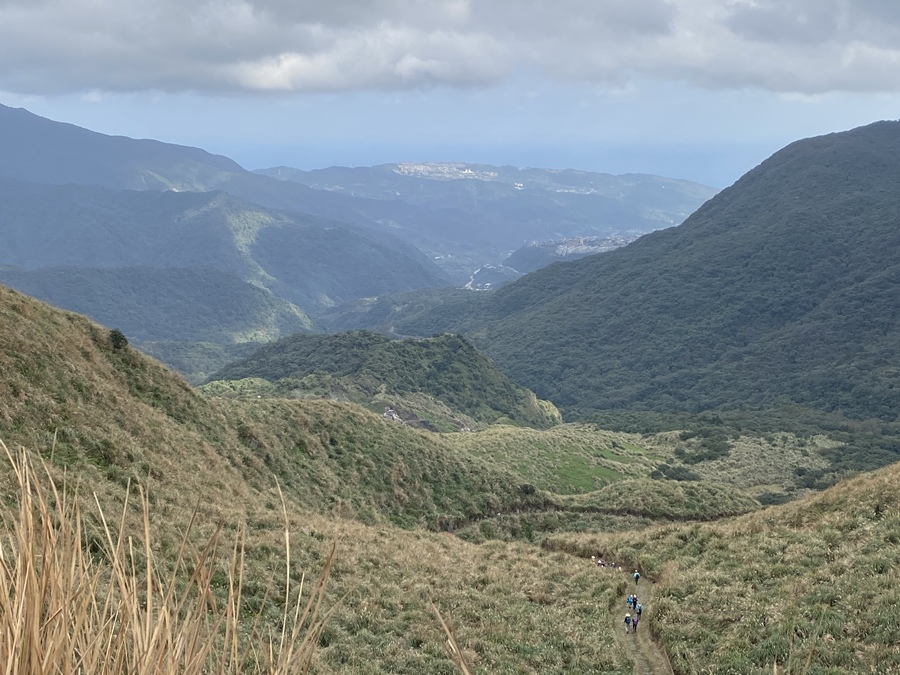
[388,121,900,420]
[206,331,560,429]
[0,178,447,309]
[0,177,451,379]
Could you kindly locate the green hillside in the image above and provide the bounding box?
[442,422,837,504]
[0,265,311,344]
[3,276,895,672]
[341,122,900,426]
[0,284,548,529]
[476,121,900,419]
[205,331,560,430]
[549,459,900,673]
[0,281,650,673]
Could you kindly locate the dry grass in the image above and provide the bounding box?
[431,603,472,675]
[0,441,335,675]
[545,461,900,674]
[0,287,636,673]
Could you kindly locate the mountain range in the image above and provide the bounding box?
[0,103,715,281]
[256,162,718,279]
[0,102,714,379]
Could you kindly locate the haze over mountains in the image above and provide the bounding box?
[0,103,714,379]
[257,162,716,280]
[0,174,449,379]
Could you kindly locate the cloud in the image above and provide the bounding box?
[2,0,900,95]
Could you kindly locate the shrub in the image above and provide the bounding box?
[109,328,129,350]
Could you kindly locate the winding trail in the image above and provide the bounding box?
[613,577,674,675]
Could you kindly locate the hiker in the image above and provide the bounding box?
[631,595,638,611]
[636,603,643,617]
[633,569,641,585]
[624,613,632,634]
[626,594,633,609]
[632,613,640,633]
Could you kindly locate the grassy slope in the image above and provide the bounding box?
[13,280,897,672]
[0,283,635,673]
[547,461,900,674]
[444,424,665,493]
[0,285,552,529]
[445,423,836,505]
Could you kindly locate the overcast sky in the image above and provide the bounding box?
[3,0,900,186]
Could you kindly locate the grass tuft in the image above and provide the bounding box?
[0,440,334,674]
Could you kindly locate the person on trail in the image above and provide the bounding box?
[632,613,640,633]
[626,594,633,608]
[636,603,643,617]
[633,569,641,585]
[624,613,632,634]
[631,595,638,611]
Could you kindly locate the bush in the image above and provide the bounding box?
[109,328,129,350]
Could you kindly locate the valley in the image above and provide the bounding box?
[0,106,899,673]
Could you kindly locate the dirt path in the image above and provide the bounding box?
[613,579,674,675]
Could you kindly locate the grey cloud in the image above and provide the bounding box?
[251,0,472,30]
[725,1,842,46]
[474,0,676,41]
[2,0,900,95]
[853,0,900,24]
[724,0,900,47]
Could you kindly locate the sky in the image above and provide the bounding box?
[3,0,900,187]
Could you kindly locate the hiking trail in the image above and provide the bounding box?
[613,576,674,675]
